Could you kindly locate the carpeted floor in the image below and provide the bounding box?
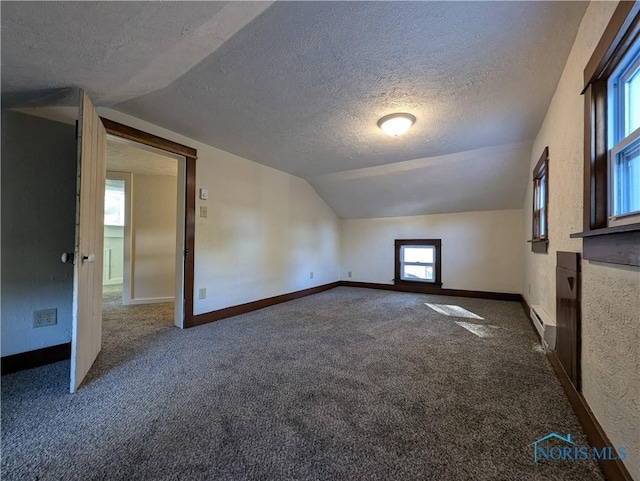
[1,287,604,480]
[81,284,174,386]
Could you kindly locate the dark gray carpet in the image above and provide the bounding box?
[91,284,174,384]
[1,287,604,480]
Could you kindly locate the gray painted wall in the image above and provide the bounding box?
[1,111,77,356]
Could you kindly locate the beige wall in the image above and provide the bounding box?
[99,108,341,315]
[103,225,124,285]
[131,174,177,302]
[523,2,640,478]
[341,209,524,293]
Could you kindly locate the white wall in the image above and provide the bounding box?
[99,108,341,315]
[341,209,523,293]
[1,111,77,356]
[130,174,177,302]
[103,225,124,285]
[523,2,640,478]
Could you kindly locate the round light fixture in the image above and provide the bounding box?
[377,113,416,137]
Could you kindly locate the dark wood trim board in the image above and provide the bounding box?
[582,231,640,267]
[101,118,198,159]
[183,156,196,326]
[547,351,633,481]
[583,1,639,89]
[191,282,340,327]
[2,343,71,375]
[338,280,521,302]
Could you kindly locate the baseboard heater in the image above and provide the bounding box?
[530,305,556,350]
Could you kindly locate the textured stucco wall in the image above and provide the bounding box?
[582,262,640,476]
[523,2,640,478]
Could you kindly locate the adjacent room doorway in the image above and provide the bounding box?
[19,90,198,392]
[101,136,185,328]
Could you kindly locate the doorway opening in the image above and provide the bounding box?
[101,136,186,348]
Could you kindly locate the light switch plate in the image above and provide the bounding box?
[199,188,208,200]
[200,206,208,218]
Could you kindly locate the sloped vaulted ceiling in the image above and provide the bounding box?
[1,1,588,218]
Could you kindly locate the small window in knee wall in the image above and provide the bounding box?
[394,239,442,287]
[529,147,549,253]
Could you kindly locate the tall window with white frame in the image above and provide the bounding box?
[608,40,640,226]
[394,239,442,287]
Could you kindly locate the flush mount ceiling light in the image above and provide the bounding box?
[377,113,416,137]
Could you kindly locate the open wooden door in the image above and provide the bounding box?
[70,91,107,392]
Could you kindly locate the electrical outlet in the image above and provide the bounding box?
[199,206,208,218]
[199,288,206,299]
[33,308,57,328]
[309,271,314,279]
[348,271,352,278]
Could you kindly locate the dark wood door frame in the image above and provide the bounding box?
[100,118,197,327]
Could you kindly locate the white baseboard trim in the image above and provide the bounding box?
[128,297,175,305]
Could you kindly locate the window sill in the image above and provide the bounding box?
[570,224,640,267]
[393,279,443,288]
[527,239,549,254]
[570,223,640,238]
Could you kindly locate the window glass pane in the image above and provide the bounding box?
[613,136,640,216]
[625,64,639,135]
[403,265,434,281]
[104,179,125,226]
[402,246,434,263]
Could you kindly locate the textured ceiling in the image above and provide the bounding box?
[106,137,179,177]
[309,142,533,218]
[1,1,272,105]
[1,1,588,218]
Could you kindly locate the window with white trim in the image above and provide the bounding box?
[608,39,640,226]
[394,239,442,286]
[104,178,125,226]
